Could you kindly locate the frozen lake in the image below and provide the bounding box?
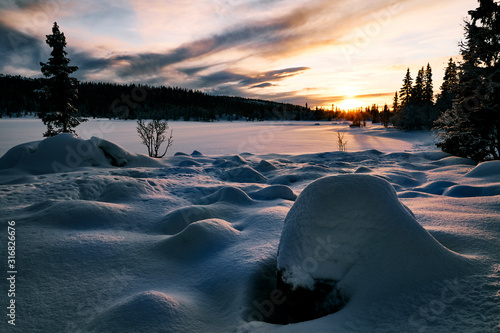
[0,118,437,157]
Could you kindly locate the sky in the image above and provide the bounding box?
[0,0,479,109]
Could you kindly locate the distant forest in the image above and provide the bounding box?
[0,64,461,130]
[0,74,353,122]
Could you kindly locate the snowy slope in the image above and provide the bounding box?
[0,124,499,333]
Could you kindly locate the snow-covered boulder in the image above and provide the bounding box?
[0,134,160,174]
[276,174,472,321]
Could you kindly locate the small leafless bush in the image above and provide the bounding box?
[137,119,173,158]
[337,132,347,152]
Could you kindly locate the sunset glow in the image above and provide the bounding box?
[0,0,477,108]
[337,98,363,111]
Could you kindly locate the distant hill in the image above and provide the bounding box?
[0,74,333,121]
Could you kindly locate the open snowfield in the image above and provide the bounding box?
[0,119,499,332]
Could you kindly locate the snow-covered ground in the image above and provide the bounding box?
[0,119,499,333]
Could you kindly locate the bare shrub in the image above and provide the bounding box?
[137,119,173,158]
[337,132,347,152]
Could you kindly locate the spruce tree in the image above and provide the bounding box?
[399,68,413,106]
[411,67,425,106]
[435,58,460,115]
[423,63,434,105]
[380,104,391,128]
[397,67,425,130]
[392,91,399,112]
[39,22,85,137]
[422,64,436,127]
[435,0,500,160]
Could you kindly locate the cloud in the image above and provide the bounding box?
[73,1,342,79]
[0,0,46,10]
[98,0,411,83]
[250,83,275,89]
[1,0,412,81]
[195,67,309,90]
[197,70,248,87]
[0,21,46,74]
[178,65,212,76]
[70,49,115,74]
[240,67,310,86]
[109,16,303,79]
[354,92,395,99]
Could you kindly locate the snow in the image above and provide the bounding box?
[277,175,473,291]
[0,119,499,333]
[466,160,500,180]
[0,119,438,157]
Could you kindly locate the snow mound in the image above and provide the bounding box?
[414,180,458,195]
[0,134,160,174]
[88,291,193,333]
[157,187,251,235]
[229,154,248,164]
[159,218,240,260]
[430,156,477,166]
[443,184,500,197]
[277,175,472,297]
[465,160,500,179]
[222,166,267,183]
[191,150,204,156]
[28,200,131,229]
[255,160,278,172]
[157,205,221,235]
[354,166,372,173]
[212,158,241,168]
[177,159,202,167]
[199,186,254,205]
[268,173,303,185]
[248,185,297,201]
[382,171,421,188]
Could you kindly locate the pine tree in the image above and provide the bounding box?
[422,63,437,127]
[396,68,423,130]
[392,91,399,112]
[411,67,425,106]
[370,104,380,123]
[380,104,391,128]
[399,68,413,106]
[435,0,500,160]
[423,63,434,105]
[39,22,85,137]
[435,58,460,114]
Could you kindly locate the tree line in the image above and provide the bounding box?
[387,59,459,131]
[0,74,320,122]
[390,0,499,161]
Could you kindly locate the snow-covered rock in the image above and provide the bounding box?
[277,174,472,320]
[0,133,160,174]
